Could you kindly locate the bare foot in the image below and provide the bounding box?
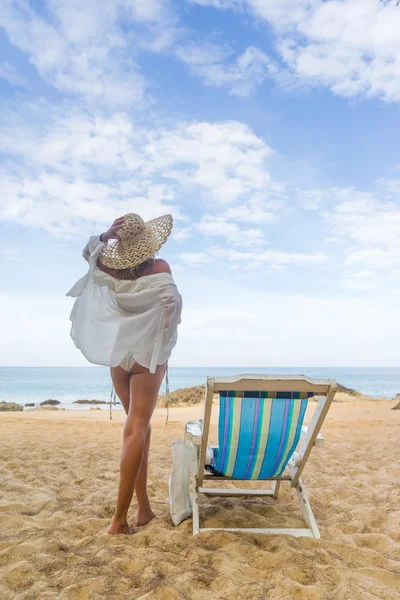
[136,509,156,527]
[107,520,135,535]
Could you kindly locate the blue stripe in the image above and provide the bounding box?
[244,397,262,479]
[220,397,232,474]
[258,398,287,479]
[275,398,308,477]
[231,397,256,479]
[214,395,227,473]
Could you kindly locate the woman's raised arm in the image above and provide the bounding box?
[100,217,125,243]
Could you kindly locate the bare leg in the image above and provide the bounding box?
[107,363,166,535]
[135,425,155,526]
[110,366,131,414]
[110,366,158,524]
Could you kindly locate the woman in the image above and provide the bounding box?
[67,213,182,535]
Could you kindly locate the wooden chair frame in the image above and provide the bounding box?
[190,374,337,538]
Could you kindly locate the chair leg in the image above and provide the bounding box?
[294,478,320,539]
[192,477,200,535]
[272,480,281,499]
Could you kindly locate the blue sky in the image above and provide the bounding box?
[0,0,399,367]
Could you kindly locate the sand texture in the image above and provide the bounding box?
[1,401,400,600]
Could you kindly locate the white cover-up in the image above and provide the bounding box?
[66,236,182,373]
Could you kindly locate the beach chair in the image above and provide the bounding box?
[186,374,337,538]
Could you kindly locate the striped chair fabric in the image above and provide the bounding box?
[210,391,313,480]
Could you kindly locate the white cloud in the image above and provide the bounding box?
[122,0,169,22]
[210,246,327,269]
[0,108,146,176]
[144,120,275,204]
[173,227,192,242]
[0,105,283,238]
[179,252,213,265]
[327,190,399,245]
[346,247,399,270]
[298,188,325,211]
[0,247,22,261]
[175,43,276,96]
[187,0,241,7]
[300,182,400,287]
[0,105,185,234]
[176,244,328,272]
[176,226,328,272]
[197,215,264,247]
[0,171,181,236]
[189,0,400,103]
[174,41,230,66]
[332,199,400,269]
[224,193,285,223]
[0,0,174,106]
[0,61,27,87]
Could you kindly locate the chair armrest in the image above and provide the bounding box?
[185,420,214,465]
[185,421,203,447]
[301,425,324,448]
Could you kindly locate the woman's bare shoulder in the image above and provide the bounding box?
[153,259,172,275]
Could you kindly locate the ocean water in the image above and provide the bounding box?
[0,366,398,409]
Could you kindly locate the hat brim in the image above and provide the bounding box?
[99,214,173,269]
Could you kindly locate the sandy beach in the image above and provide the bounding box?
[1,399,399,600]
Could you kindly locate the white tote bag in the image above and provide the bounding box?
[169,437,197,526]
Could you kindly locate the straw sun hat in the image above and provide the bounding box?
[99,213,173,270]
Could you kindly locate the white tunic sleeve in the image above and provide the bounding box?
[66,236,106,298]
[82,235,105,262]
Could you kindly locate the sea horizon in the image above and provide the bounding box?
[0,366,399,409]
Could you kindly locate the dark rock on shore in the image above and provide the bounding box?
[73,399,108,404]
[25,403,35,407]
[0,402,23,411]
[40,399,61,406]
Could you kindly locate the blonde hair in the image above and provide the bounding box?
[115,256,155,281]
